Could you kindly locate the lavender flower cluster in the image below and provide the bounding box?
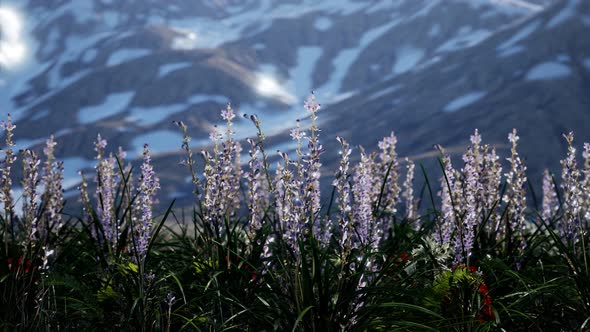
[180,95,590,269]
[181,95,413,267]
[1,116,63,270]
[78,135,160,261]
[3,93,590,274]
[437,130,523,264]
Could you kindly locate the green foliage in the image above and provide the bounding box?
[1,113,590,331]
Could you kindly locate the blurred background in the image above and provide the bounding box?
[0,0,588,209]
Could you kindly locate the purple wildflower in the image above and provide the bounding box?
[352,149,376,248]
[541,169,558,221]
[209,128,223,142]
[94,135,116,247]
[503,129,528,251]
[274,94,331,252]
[246,138,269,236]
[21,149,40,245]
[437,148,456,245]
[559,132,581,242]
[202,105,242,234]
[455,147,480,264]
[201,149,219,228]
[274,152,300,256]
[1,114,16,227]
[482,146,502,233]
[293,120,304,156]
[221,104,236,121]
[302,94,323,238]
[581,143,590,228]
[377,132,400,214]
[334,136,353,255]
[134,144,160,260]
[402,158,416,222]
[42,136,64,235]
[290,127,305,141]
[281,94,325,246]
[117,146,127,160]
[94,135,107,154]
[222,104,242,214]
[304,92,321,115]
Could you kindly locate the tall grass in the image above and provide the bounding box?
[0,96,589,331]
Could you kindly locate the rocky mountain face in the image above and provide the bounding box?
[318,0,590,193]
[3,0,585,209]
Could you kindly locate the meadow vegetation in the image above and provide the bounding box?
[1,94,589,331]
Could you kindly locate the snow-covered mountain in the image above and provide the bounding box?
[317,0,590,188]
[2,0,576,206]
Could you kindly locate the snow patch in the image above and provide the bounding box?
[498,45,526,57]
[158,62,192,78]
[106,49,151,66]
[188,95,229,105]
[166,19,239,48]
[61,157,94,190]
[127,95,228,127]
[255,73,296,105]
[14,137,48,152]
[526,62,571,80]
[270,0,367,17]
[268,141,299,165]
[368,85,402,101]
[443,91,487,112]
[13,128,71,151]
[171,30,198,50]
[393,46,424,75]
[411,0,440,18]
[38,33,109,95]
[437,27,491,52]
[232,103,302,140]
[290,47,323,100]
[497,19,540,52]
[82,49,98,63]
[364,1,395,14]
[489,0,543,12]
[546,0,580,29]
[128,104,186,127]
[164,0,405,48]
[30,109,49,121]
[79,92,134,124]
[317,19,400,101]
[314,16,332,31]
[131,130,184,157]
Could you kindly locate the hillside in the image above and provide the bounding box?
[0,0,575,206]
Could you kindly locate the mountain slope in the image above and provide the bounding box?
[0,0,557,205]
[317,0,590,188]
